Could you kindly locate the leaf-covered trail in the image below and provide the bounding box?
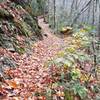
[8,18,72,98]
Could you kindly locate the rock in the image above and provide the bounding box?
[0,56,17,79]
[0,56,16,68]
[60,27,73,35]
[4,42,15,52]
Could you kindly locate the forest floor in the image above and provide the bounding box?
[0,17,100,100]
[0,18,73,99]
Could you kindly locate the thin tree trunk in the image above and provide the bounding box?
[98,0,100,39]
[47,0,50,22]
[92,0,95,26]
[53,0,56,29]
[69,0,74,18]
[87,3,91,24]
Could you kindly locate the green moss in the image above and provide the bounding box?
[14,19,32,36]
[0,8,13,20]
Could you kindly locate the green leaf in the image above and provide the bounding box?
[64,90,74,100]
[72,83,87,99]
[78,88,87,99]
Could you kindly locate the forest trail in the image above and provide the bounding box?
[9,18,72,98]
[38,18,53,37]
[38,17,72,48]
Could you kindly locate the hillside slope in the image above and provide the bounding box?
[0,0,43,53]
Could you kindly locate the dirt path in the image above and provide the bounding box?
[38,18,53,37]
[9,18,72,98]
